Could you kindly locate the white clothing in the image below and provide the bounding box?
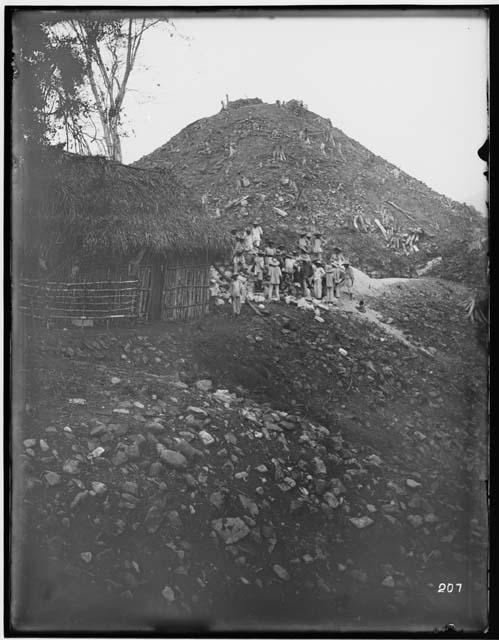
[251,226,263,247]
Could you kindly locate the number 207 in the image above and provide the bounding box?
[438,583,462,593]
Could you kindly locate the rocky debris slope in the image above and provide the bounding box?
[134,98,485,278]
[421,236,488,292]
[15,280,487,630]
[211,260,482,354]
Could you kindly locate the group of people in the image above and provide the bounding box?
[228,223,355,316]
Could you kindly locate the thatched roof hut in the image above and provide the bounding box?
[14,146,230,323]
[16,145,229,270]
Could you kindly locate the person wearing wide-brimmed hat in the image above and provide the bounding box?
[291,256,302,292]
[264,240,276,269]
[341,261,354,299]
[251,221,263,248]
[325,263,336,303]
[312,261,325,299]
[245,267,256,298]
[252,250,265,292]
[331,246,345,266]
[331,262,344,298]
[300,254,314,298]
[233,248,246,274]
[298,232,309,253]
[311,232,323,261]
[268,257,282,301]
[283,252,296,284]
[234,232,245,254]
[230,272,245,317]
[243,227,254,252]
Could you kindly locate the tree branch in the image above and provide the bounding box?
[90,37,113,98]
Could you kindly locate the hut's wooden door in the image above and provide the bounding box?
[136,265,152,320]
[149,260,164,321]
[161,265,210,320]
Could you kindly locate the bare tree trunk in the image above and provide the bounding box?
[64,18,164,160]
[100,117,114,159]
[107,114,122,161]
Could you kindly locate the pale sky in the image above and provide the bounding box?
[120,10,488,213]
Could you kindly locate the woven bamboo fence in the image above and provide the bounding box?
[19,278,139,324]
[19,264,212,324]
[161,265,211,321]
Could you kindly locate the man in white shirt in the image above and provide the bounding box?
[251,222,263,248]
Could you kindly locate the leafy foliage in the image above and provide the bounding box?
[12,14,89,148]
[12,13,172,159]
[49,17,171,160]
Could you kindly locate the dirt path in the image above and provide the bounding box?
[339,269,474,359]
[334,296,420,352]
[351,267,472,299]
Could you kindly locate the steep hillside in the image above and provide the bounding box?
[135,98,485,278]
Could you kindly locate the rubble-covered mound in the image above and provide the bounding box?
[134,98,485,278]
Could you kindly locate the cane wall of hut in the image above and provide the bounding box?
[161,264,211,321]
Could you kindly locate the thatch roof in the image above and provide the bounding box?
[16,145,229,263]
